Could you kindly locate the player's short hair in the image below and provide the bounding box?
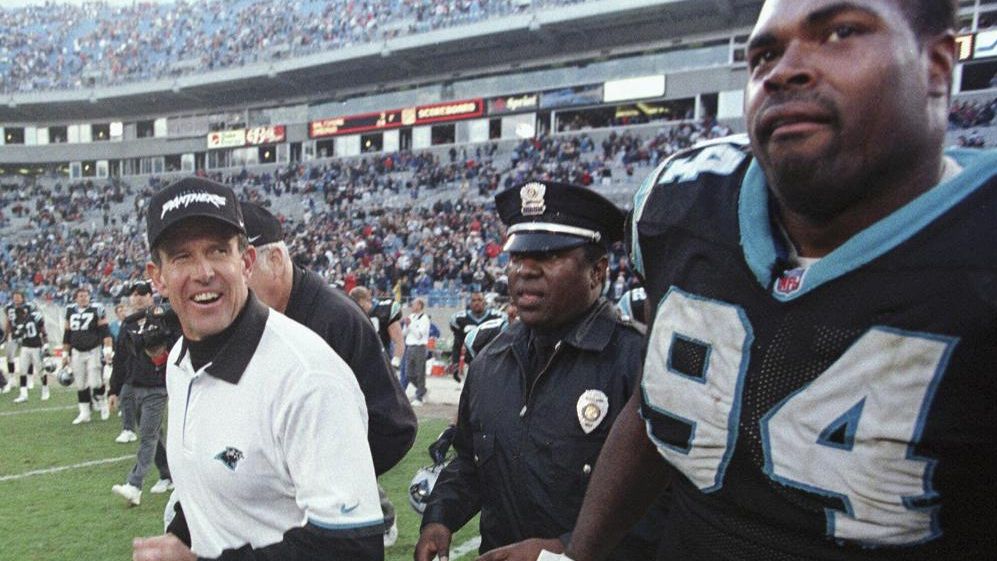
[349,286,371,302]
[900,0,957,38]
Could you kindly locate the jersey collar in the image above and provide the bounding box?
[740,148,997,301]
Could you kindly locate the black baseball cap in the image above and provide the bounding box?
[495,180,625,253]
[130,280,153,296]
[146,177,245,250]
[240,202,283,247]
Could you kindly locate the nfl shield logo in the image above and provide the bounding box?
[775,267,807,296]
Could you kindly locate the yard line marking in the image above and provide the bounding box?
[0,405,75,417]
[0,455,133,482]
[449,536,483,560]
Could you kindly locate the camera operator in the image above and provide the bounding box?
[108,280,180,506]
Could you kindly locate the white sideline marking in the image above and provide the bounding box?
[449,536,483,560]
[0,405,75,417]
[0,455,133,482]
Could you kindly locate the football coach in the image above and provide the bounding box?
[132,177,384,561]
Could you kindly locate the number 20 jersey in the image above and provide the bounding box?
[631,139,997,560]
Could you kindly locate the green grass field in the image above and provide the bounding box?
[0,385,478,561]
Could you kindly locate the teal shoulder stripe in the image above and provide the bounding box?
[740,149,997,300]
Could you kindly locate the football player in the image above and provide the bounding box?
[349,286,405,370]
[2,291,27,392]
[447,292,504,381]
[63,286,113,424]
[462,301,517,365]
[614,286,647,327]
[12,300,48,403]
[564,1,995,560]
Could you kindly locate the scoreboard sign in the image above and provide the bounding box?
[310,110,405,138]
[309,99,484,138]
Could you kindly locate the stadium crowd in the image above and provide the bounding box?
[0,119,734,306]
[1,0,589,93]
[949,97,996,129]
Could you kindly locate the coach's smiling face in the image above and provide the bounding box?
[148,218,256,341]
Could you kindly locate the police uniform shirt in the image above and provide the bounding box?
[164,295,383,559]
[423,300,663,559]
[631,141,997,560]
[64,302,107,351]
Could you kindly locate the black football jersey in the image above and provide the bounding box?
[14,307,45,348]
[616,287,648,325]
[369,299,402,351]
[462,316,509,364]
[631,139,997,560]
[450,308,505,336]
[64,303,107,351]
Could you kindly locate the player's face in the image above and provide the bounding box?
[469,293,485,314]
[147,220,256,342]
[12,293,23,306]
[75,290,90,307]
[509,247,603,330]
[745,0,939,221]
[129,291,153,310]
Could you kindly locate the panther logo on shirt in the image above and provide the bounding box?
[214,447,245,471]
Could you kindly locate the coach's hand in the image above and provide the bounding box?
[133,534,196,561]
[108,394,118,412]
[415,522,452,561]
[474,538,564,561]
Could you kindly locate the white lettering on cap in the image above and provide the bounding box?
[160,191,228,219]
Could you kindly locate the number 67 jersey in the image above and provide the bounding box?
[630,138,997,560]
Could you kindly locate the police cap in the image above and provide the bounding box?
[495,180,625,253]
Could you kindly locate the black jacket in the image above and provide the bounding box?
[422,299,664,558]
[109,306,180,394]
[285,265,416,475]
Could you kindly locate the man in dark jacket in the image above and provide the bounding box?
[242,202,416,546]
[415,181,664,561]
[108,280,180,506]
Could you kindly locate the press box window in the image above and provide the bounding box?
[92,123,111,141]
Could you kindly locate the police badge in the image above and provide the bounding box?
[576,389,609,434]
[520,182,547,216]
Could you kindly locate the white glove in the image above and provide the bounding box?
[390,356,402,369]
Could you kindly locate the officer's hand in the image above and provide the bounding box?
[475,538,565,561]
[132,534,196,561]
[391,355,402,369]
[415,522,452,561]
[108,394,118,412]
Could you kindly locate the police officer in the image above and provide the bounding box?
[415,181,663,561]
[241,201,416,547]
[108,280,179,505]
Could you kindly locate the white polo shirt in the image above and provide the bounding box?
[165,297,383,558]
